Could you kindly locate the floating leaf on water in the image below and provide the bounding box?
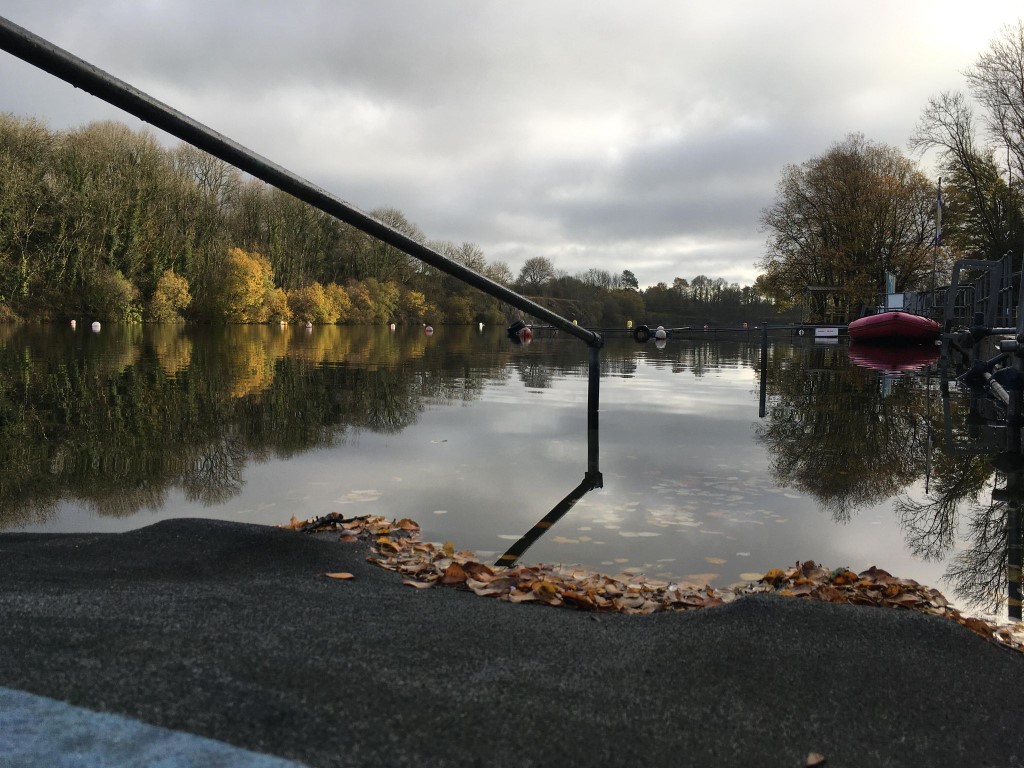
[740,572,765,581]
[682,573,719,585]
[704,557,727,565]
[324,572,355,580]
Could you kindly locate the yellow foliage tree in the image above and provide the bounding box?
[149,269,192,322]
[323,282,351,323]
[264,287,292,323]
[216,247,277,323]
[287,282,337,324]
[345,280,375,324]
[399,289,434,323]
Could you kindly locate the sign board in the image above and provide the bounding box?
[886,293,904,309]
[814,327,839,338]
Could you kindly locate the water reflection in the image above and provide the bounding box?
[496,377,603,568]
[5,322,1024,619]
[756,343,932,522]
[758,339,1023,619]
[0,324,503,529]
[895,383,1022,619]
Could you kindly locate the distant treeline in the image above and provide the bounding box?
[0,115,788,326]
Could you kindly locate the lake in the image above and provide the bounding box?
[0,322,1009,618]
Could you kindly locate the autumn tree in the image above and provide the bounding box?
[287,282,337,324]
[212,247,278,323]
[620,269,639,290]
[0,115,55,309]
[516,256,556,294]
[149,269,192,322]
[910,23,1024,264]
[968,21,1024,185]
[758,133,936,319]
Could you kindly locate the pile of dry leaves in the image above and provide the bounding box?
[285,512,1024,653]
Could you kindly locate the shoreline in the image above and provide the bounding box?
[3,517,1024,767]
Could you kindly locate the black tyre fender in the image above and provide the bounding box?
[633,324,651,343]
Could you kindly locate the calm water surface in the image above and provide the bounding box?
[0,323,1005,617]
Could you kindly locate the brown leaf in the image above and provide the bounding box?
[339,533,359,543]
[814,584,845,603]
[830,570,859,586]
[440,562,468,586]
[562,591,596,609]
[507,590,537,603]
[324,572,355,580]
[402,579,435,589]
[806,752,826,767]
[463,561,496,581]
[962,616,995,637]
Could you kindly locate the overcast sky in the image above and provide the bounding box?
[1,2,1021,288]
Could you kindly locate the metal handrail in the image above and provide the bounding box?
[0,16,602,349]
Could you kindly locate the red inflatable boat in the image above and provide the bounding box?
[847,312,941,343]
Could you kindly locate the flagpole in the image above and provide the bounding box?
[931,177,941,315]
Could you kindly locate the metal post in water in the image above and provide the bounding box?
[588,345,600,415]
[1008,497,1023,622]
[758,324,769,418]
[1006,386,1024,621]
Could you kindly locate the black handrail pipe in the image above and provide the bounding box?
[0,16,602,349]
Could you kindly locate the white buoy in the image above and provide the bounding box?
[305,321,312,329]
[91,321,101,332]
[478,322,484,331]
[70,319,76,329]
[655,328,667,340]
[390,322,396,331]
[425,325,434,336]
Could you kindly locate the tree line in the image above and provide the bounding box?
[0,115,782,327]
[758,20,1024,322]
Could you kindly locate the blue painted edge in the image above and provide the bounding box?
[0,686,307,768]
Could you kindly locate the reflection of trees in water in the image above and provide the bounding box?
[758,343,1019,616]
[756,344,931,521]
[893,387,1021,615]
[895,452,992,561]
[179,433,247,505]
[945,496,1008,614]
[506,338,760,387]
[0,325,509,527]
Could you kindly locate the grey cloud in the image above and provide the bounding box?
[1,1,1020,289]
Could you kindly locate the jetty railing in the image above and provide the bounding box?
[0,15,602,352]
[939,253,1019,333]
